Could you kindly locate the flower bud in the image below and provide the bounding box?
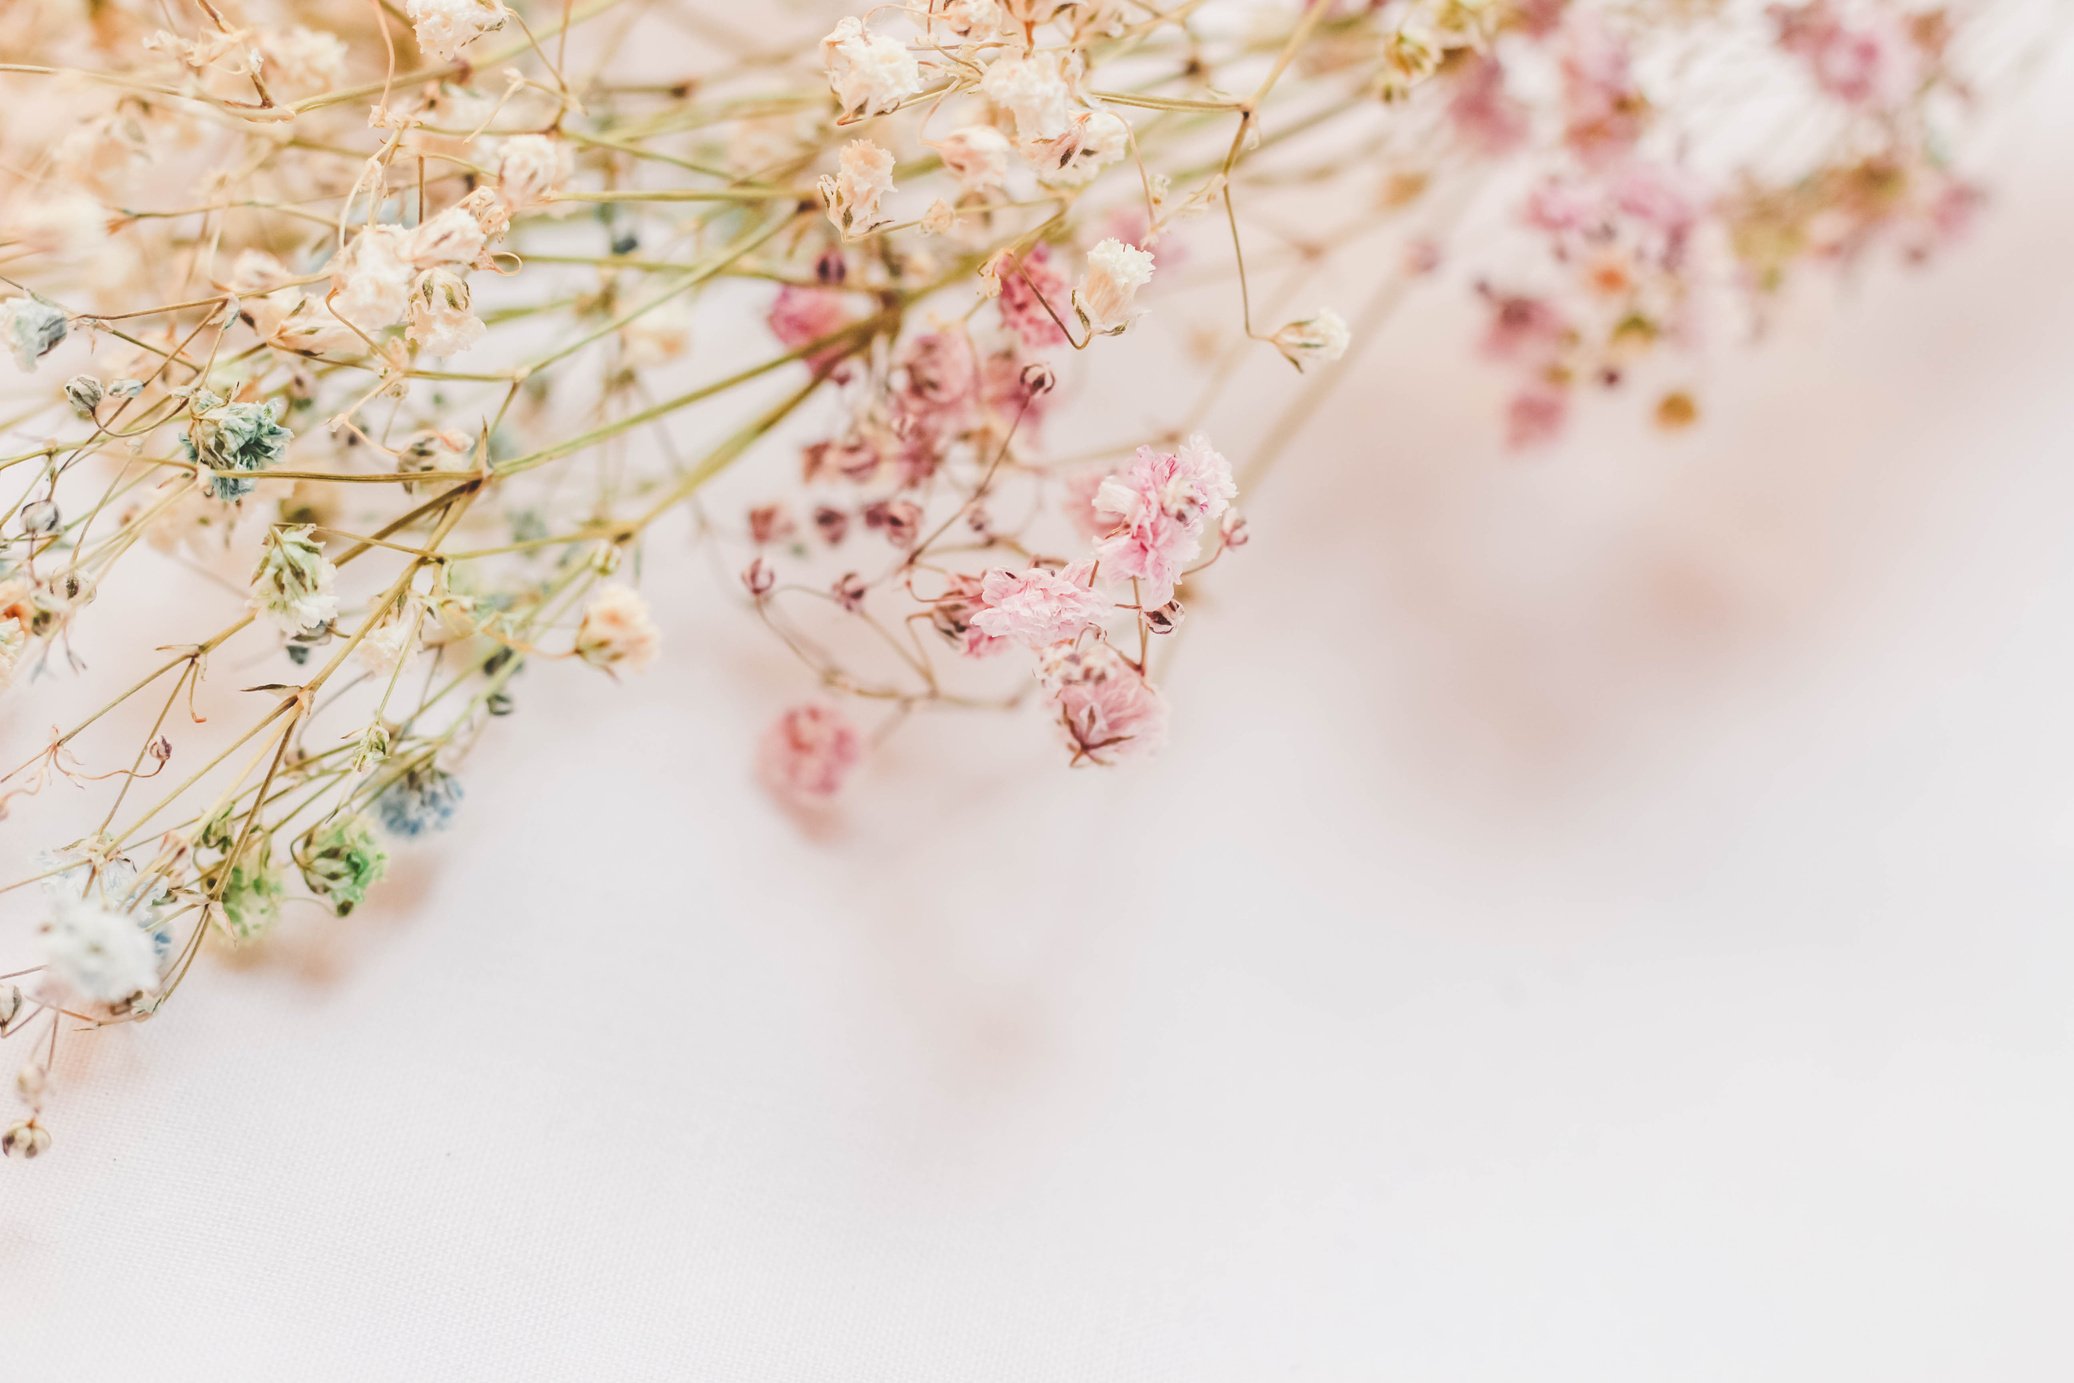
[18,499,58,535]
[1,1120,50,1161]
[1145,600,1184,634]
[832,571,868,612]
[742,557,775,597]
[64,374,104,419]
[1219,510,1249,549]
[0,983,21,1028]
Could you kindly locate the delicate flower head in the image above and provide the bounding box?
[1270,308,1351,371]
[981,49,1080,145]
[822,16,922,121]
[407,204,489,268]
[970,561,1105,648]
[1076,238,1154,334]
[495,134,571,209]
[757,702,864,804]
[376,764,464,838]
[994,243,1070,351]
[819,138,897,238]
[929,125,1013,194]
[183,398,291,502]
[1038,641,1167,765]
[1,297,67,372]
[574,582,660,674]
[37,895,160,1006]
[767,285,857,372]
[328,225,414,331]
[249,524,338,636]
[217,859,285,945]
[406,268,485,357]
[1092,436,1237,605]
[300,814,390,916]
[406,0,509,62]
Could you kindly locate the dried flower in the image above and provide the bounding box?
[496,134,572,208]
[1,297,67,372]
[822,16,922,121]
[406,0,509,62]
[376,765,464,838]
[1093,435,1237,604]
[574,583,660,674]
[183,398,292,502]
[249,525,338,635]
[971,562,1105,648]
[1270,309,1351,370]
[36,895,161,1006]
[1039,641,1167,765]
[407,268,485,357]
[757,703,864,803]
[819,138,897,238]
[2,1122,51,1161]
[929,126,1013,193]
[300,815,390,916]
[218,858,285,944]
[1075,238,1154,334]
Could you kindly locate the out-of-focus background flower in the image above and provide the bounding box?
[7,13,2074,1381]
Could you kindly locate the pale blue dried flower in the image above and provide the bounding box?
[2,298,68,372]
[376,765,464,838]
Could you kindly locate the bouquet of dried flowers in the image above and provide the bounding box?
[0,0,2043,1159]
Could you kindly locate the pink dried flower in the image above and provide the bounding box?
[970,561,1104,648]
[995,243,1070,351]
[1093,435,1237,605]
[1039,641,1167,765]
[768,285,856,373]
[758,702,864,802]
[1506,385,1569,448]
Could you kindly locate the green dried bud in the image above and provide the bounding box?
[352,723,391,773]
[2,298,68,372]
[181,398,292,502]
[249,524,337,635]
[299,814,389,917]
[218,857,285,944]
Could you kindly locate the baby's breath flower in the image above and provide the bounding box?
[217,858,285,944]
[1038,640,1167,765]
[406,0,509,63]
[406,268,485,357]
[574,582,660,674]
[36,894,161,1006]
[182,398,291,502]
[1270,308,1351,370]
[376,764,464,838]
[495,134,571,209]
[328,225,414,331]
[819,138,897,238]
[1075,238,1154,334]
[1,297,67,372]
[929,126,1013,194]
[63,374,103,418]
[249,524,337,636]
[299,815,389,916]
[757,702,864,804]
[406,205,489,269]
[822,16,922,121]
[2,1121,51,1161]
[0,982,22,1029]
[981,50,1080,145]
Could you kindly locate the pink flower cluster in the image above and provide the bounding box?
[1090,436,1236,605]
[757,702,864,804]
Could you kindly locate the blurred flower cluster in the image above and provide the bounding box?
[0,0,2035,1155]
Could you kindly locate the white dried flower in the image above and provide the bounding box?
[1035,108,1130,188]
[622,297,694,368]
[495,134,571,209]
[822,16,922,121]
[36,894,161,1007]
[406,0,509,63]
[257,25,348,97]
[928,125,1012,194]
[1270,308,1351,370]
[981,50,1081,144]
[1,297,68,372]
[1075,238,1155,333]
[819,138,897,239]
[574,583,660,674]
[406,204,488,268]
[406,269,485,357]
[2,1122,51,1161]
[328,225,414,330]
[250,524,338,635]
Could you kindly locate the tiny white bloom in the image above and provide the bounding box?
[821,16,922,121]
[1270,308,1351,370]
[495,134,571,209]
[928,125,1013,194]
[405,0,509,62]
[249,524,338,635]
[575,583,660,674]
[37,894,160,1006]
[818,138,897,239]
[1075,238,1155,333]
[981,50,1080,144]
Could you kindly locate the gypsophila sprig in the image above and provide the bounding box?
[0,0,2044,1156]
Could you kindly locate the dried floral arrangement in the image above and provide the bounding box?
[0,0,2044,1159]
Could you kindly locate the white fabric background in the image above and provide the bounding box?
[6,45,2074,1383]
